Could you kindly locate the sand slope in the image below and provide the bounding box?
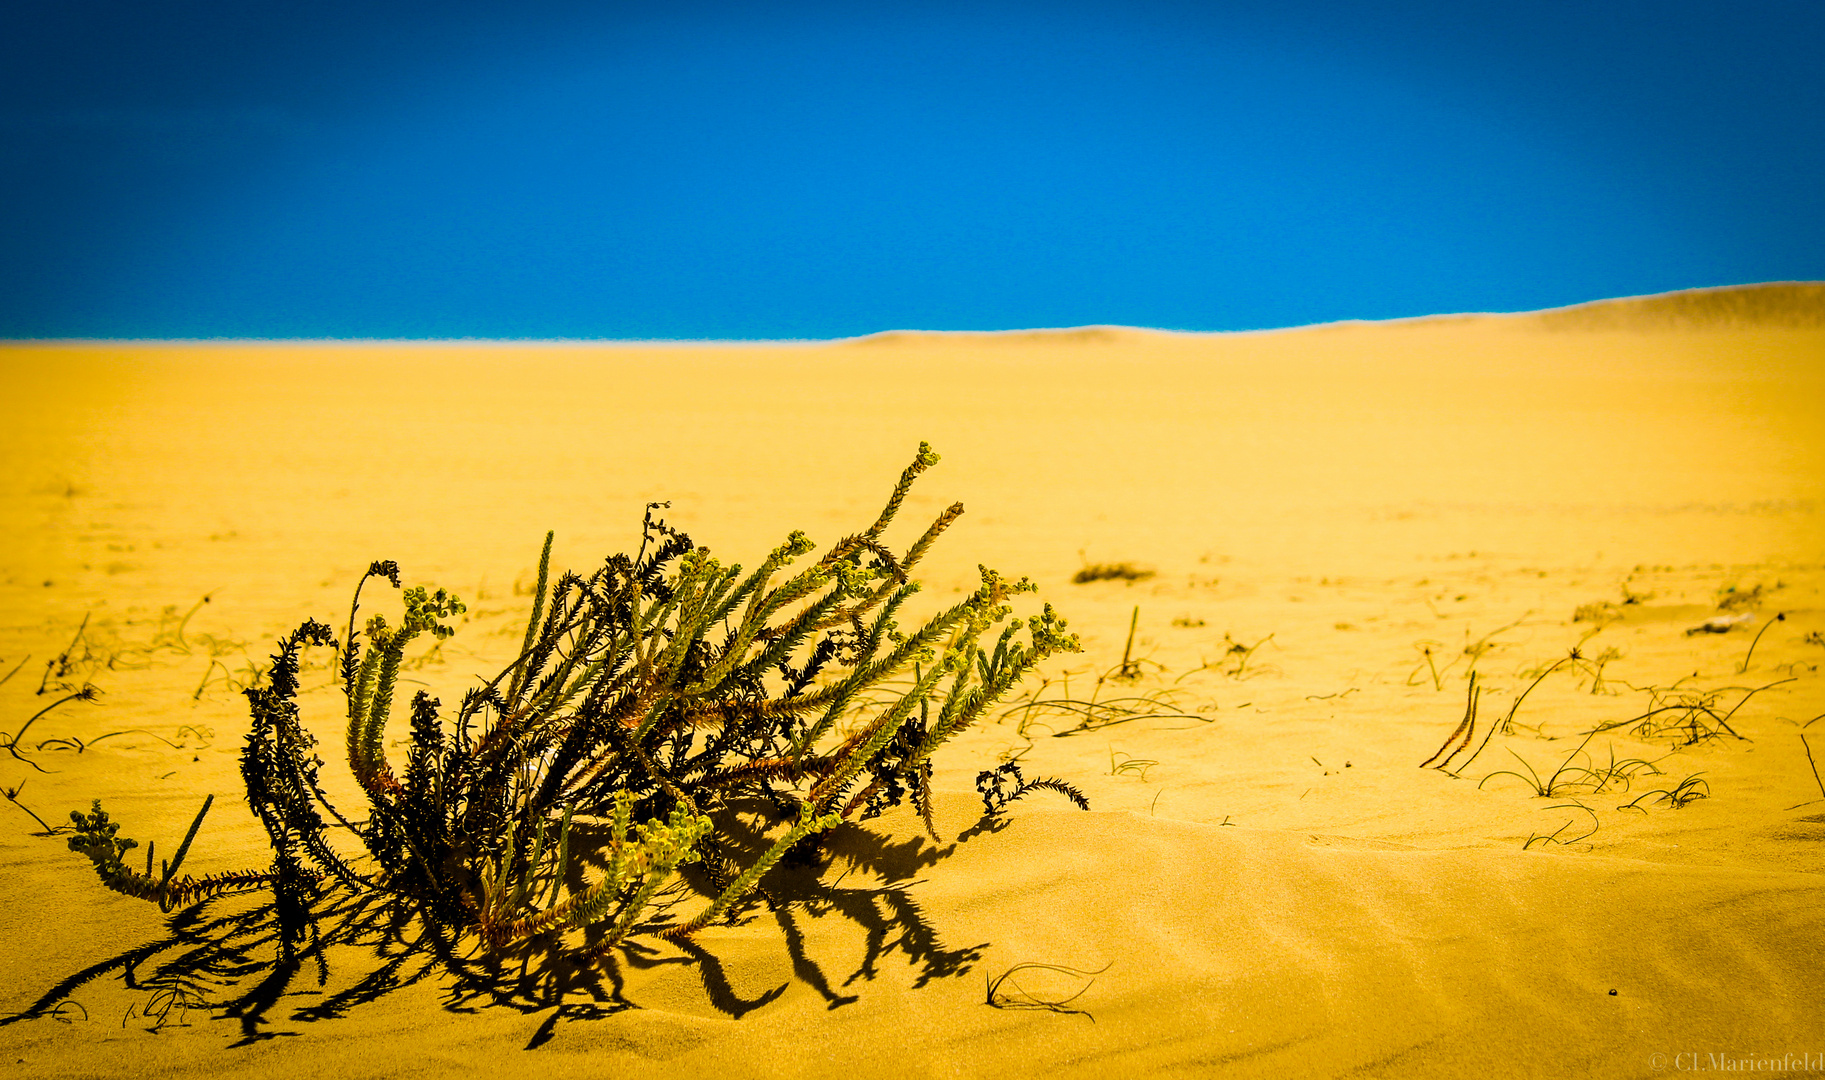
[2,285,1823,1077]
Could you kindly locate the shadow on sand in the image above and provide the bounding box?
[2,809,1006,1049]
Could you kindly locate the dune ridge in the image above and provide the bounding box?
[834,281,1825,344]
[1529,281,1825,331]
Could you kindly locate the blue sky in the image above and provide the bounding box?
[3,0,1821,338]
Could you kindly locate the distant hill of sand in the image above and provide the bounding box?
[1529,281,1825,330]
[836,282,1825,345]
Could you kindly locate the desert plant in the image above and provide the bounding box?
[1576,646,1624,695]
[67,445,1084,965]
[1114,606,1145,680]
[66,797,277,911]
[1478,743,1591,799]
[1215,632,1274,680]
[1523,802,1600,849]
[1590,678,1790,747]
[985,960,1110,1020]
[999,666,1206,738]
[1109,748,1158,781]
[976,762,1090,817]
[1476,732,1660,799]
[1452,649,1584,772]
[1738,612,1786,673]
[1408,615,1528,689]
[4,684,101,774]
[1410,640,1448,690]
[1716,583,1767,612]
[1618,774,1710,811]
[1792,732,1825,811]
[1419,671,1481,771]
[1071,561,1154,585]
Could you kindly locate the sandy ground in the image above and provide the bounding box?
[2,285,1823,1078]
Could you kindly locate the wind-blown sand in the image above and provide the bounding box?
[2,283,1822,1078]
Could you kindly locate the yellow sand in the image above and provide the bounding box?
[2,285,1823,1077]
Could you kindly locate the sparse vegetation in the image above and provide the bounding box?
[1524,802,1600,849]
[1477,732,1661,800]
[1409,616,1527,689]
[1114,606,1147,680]
[2,684,103,774]
[1000,656,1207,739]
[1109,748,1158,781]
[1738,612,1786,674]
[1411,639,1447,690]
[1618,774,1710,811]
[1072,562,1154,585]
[1449,649,1585,773]
[985,960,1110,1021]
[1572,601,1621,625]
[1589,679,1791,747]
[1178,632,1275,683]
[1716,583,1767,612]
[1578,647,1624,695]
[1419,671,1482,771]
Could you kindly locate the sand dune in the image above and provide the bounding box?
[1530,282,1825,331]
[2,284,1822,1077]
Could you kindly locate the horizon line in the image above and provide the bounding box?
[3,280,1818,346]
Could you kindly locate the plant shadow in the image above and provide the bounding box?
[1,810,991,1048]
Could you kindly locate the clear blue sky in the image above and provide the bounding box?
[3,0,1821,339]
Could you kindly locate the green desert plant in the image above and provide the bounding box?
[66,797,278,912]
[1478,744,1591,799]
[67,445,1085,965]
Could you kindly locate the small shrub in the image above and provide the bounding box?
[68,444,1084,964]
